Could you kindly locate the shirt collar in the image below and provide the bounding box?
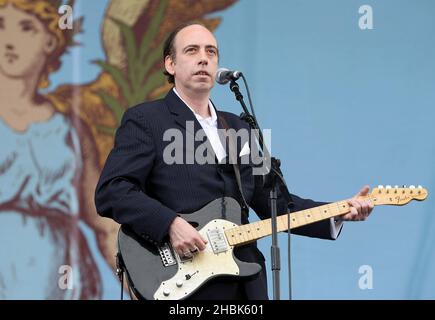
[173,88,217,125]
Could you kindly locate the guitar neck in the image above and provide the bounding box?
[225,199,351,246]
[225,195,374,246]
[225,185,428,246]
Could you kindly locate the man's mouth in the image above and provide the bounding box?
[194,71,210,77]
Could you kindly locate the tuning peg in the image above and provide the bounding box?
[378,185,384,189]
[402,185,407,188]
[410,185,415,189]
[418,185,423,189]
[386,185,392,189]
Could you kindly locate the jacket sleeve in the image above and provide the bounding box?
[94,108,178,245]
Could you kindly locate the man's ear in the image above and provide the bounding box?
[164,55,175,76]
[44,34,57,55]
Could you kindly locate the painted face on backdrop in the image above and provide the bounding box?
[0,4,56,78]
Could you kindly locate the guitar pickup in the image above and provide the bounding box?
[158,243,176,267]
[207,228,228,254]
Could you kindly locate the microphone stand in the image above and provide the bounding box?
[228,79,293,300]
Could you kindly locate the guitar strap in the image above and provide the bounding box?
[218,114,249,216]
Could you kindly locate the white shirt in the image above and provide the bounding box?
[173,88,343,238]
[173,88,227,163]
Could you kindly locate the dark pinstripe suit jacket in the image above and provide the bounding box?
[95,89,335,299]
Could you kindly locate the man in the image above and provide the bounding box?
[95,23,374,300]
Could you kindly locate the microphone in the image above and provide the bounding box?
[215,68,242,85]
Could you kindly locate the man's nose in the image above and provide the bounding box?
[198,49,209,65]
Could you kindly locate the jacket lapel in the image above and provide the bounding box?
[164,89,200,135]
[164,89,217,163]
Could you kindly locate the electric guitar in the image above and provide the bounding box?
[117,186,428,300]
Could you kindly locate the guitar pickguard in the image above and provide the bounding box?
[154,219,239,300]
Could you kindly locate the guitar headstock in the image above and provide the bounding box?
[370,185,428,206]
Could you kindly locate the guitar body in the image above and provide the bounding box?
[118,197,261,300]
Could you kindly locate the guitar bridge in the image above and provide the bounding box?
[158,243,176,267]
[207,227,228,254]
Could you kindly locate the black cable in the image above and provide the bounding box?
[120,271,124,300]
[241,74,258,121]
[287,212,292,300]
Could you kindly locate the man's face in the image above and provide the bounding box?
[165,24,219,95]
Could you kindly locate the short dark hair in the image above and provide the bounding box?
[162,22,208,84]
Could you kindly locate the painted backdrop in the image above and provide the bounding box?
[1,0,434,299]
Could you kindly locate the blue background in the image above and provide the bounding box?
[52,0,435,299]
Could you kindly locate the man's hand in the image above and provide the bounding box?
[169,217,208,257]
[340,185,374,221]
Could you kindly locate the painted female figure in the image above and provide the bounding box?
[0,0,118,299]
[0,0,237,299]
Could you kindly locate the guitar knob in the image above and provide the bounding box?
[418,185,422,189]
[394,185,399,189]
[378,185,384,189]
[176,280,183,288]
[410,185,415,189]
[163,289,170,297]
[386,185,392,189]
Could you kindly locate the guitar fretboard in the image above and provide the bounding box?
[225,198,366,246]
